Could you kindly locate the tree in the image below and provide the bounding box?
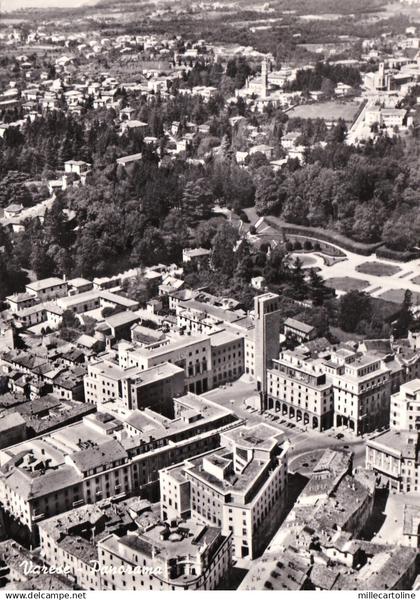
[210,222,239,278]
[102,306,121,318]
[61,309,80,329]
[321,77,335,98]
[393,289,414,338]
[0,171,32,208]
[30,242,55,278]
[254,167,283,215]
[352,199,386,243]
[234,239,253,283]
[181,178,214,226]
[263,247,287,285]
[131,227,167,267]
[194,218,222,248]
[289,256,308,300]
[308,268,332,306]
[328,119,347,143]
[338,290,372,332]
[162,209,189,247]
[121,271,157,305]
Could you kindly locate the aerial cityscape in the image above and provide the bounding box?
[0,0,420,593]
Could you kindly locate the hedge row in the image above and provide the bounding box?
[264,217,381,256]
[376,246,420,262]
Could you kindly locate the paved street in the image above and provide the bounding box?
[204,378,367,468]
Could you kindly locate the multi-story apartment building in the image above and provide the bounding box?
[56,289,138,314]
[323,349,391,435]
[360,338,420,393]
[159,423,289,559]
[38,497,146,590]
[98,519,232,591]
[118,333,212,394]
[176,299,245,336]
[25,277,68,303]
[84,357,185,413]
[209,329,245,386]
[5,292,37,314]
[0,394,239,540]
[267,350,334,431]
[390,379,420,431]
[366,429,420,493]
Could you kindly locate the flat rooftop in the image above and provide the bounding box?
[209,328,244,347]
[119,333,209,358]
[399,379,420,395]
[367,429,419,457]
[223,423,284,452]
[112,518,222,569]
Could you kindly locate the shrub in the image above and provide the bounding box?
[265,217,381,256]
[376,246,420,262]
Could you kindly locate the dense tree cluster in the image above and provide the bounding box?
[0,225,29,302]
[255,134,420,251]
[286,62,361,95]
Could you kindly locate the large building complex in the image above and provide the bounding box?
[99,518,232,590]
[366,429,420,493]
[3,10,420,592]
[84,357,185,413]
[324,349,391,435]
[267,350,334,431]
[159,423,289,559]
[0,394,238,539]
[118,334,212,395]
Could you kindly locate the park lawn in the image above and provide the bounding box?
[356,261,401,277]
[378,288,420,305]
[325,276,370,292]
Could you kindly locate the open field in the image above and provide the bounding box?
[286,100,361,123]
[356,261,401,277]
[325,276,370,292]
